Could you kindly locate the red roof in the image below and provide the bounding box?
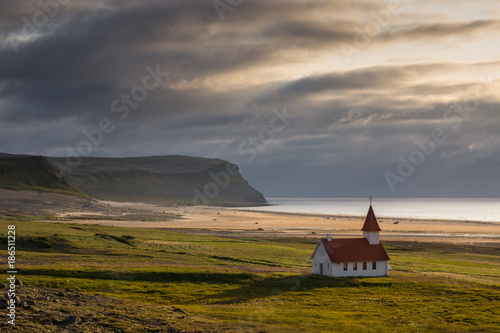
[318,237,389,263]
[361,205,381,232]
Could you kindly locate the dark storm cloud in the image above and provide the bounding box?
[259,19,356,46]
[381,19,500,42]
[251,62,468,107]
[0,1,313,124]
[275,66,411,96]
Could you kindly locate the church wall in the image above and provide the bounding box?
[331,260,388,277]
[311,243,334,277]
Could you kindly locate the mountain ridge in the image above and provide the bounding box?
[0,153,267,206]
[47,155,267,206]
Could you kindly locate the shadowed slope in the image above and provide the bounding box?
[0,153,90,198]
[48,155,267,206]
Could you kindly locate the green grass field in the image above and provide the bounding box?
[1,219,499,332]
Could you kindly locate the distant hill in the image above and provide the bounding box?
[0,153,90,198]
[47,155,267,206]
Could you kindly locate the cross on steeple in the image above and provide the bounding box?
[369,196,373,205]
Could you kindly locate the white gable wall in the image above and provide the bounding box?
[311,242,334,277]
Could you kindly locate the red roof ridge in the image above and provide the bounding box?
[318,237,389,262]
[361,205,381,232]
[321,237,367,242]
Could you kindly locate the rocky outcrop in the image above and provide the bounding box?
[0,284,225,332]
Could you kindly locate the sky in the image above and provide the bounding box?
[0,0,499,198]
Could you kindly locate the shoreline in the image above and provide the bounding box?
[44,200,500,244]
[99,200,500,224]
[218,207,500,225]
[1,189,497,244]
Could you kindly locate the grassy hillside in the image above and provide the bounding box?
[48,155,267,206]
[1,219,498,332]
[0,154,90,198]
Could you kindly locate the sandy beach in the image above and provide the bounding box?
[1,189,497,244]
[49,200,500,244]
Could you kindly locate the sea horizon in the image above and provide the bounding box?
[232,197,500,222]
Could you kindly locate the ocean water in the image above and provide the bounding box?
[237,197,500,222]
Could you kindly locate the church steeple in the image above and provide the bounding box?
[362,201,381,244]
[361,205,381,232]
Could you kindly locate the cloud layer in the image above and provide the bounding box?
[1,0,499,197]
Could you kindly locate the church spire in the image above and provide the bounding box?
[361,204,381,232]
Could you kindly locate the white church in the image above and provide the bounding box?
[310,204,390,277]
